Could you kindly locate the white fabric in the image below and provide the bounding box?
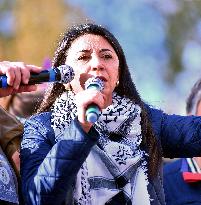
[51,91,150,205]
[187,158,201,173]
[132,167,150,205]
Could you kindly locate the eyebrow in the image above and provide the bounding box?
[100,48,113,53]
[78,48,113,53]
[78,49,91,53]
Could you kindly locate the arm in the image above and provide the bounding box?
[146,106,201,158]
[21,113,99,205]
[160,112,201,158]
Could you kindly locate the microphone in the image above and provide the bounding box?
[84,77,104,123]
[0,65,74,88]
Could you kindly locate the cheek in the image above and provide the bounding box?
[109,61,119,81]
[108,69,119,87]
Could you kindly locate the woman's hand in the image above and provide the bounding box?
[0,61,43,97]
[75,89,107,132]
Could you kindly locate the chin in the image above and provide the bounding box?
[104,87,115,95]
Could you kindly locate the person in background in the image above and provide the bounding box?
[163,78,201,205]
[5,90,44,124]
[19,23,201,205]
[0,61,43,205]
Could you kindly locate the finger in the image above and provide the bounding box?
[13,67,22,90]
[20,66,30,84]
[0,85,37,97]
[12,62,29,85]
[5,67,15,86]
[0,87,14,97]
[0,61,9,75]
[17,85,37,93]
[26,65,43,73]
[77,107,86,124]
[93,94,105,108]
[85,90,105,109]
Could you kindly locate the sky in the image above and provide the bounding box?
[1,0,201,114]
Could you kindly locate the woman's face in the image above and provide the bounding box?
[65,34,119,98]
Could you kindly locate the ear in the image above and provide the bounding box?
[117,68,120,82]
[116,72,120,87]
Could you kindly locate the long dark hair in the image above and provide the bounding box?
[37,23,161,178]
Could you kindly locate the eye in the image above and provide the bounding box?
[78,55,90,61]
[102,54,112,59]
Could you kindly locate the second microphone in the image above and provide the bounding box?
[0,65,74,88]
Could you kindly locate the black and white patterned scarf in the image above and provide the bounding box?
[51,91,151,205]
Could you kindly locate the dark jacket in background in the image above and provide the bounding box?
[164,159,201,205]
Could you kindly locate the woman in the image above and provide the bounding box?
[20,23,201,205]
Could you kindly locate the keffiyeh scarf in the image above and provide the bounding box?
[51,91,151,205]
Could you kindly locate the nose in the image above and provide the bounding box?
[90,56,104,72]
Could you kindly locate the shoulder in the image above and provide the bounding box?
[23,112,54,143]
[29,111,52,124]
[22,111,55,152]
[144,103,189,124]
[144,103,165,124]
[144,103,163,116]
[144,104,164,136]
[24,112,52,131]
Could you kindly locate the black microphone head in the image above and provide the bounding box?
[84,77,104,91]
[57,65,75,84]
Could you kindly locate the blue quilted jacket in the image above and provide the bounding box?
[20,106,201,205]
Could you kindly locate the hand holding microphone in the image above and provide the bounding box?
[0,61,74,97]
[0,61,43,97]
[0,64,74,88]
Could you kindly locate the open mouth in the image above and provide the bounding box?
[95,76,107,82]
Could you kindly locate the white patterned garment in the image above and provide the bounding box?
[51,91,151,205]
[0,146,19,204]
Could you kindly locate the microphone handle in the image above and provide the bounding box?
[28,69,61,85]
[0,69,61,88]
[86,103,101,123]
[84,78,104,123]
